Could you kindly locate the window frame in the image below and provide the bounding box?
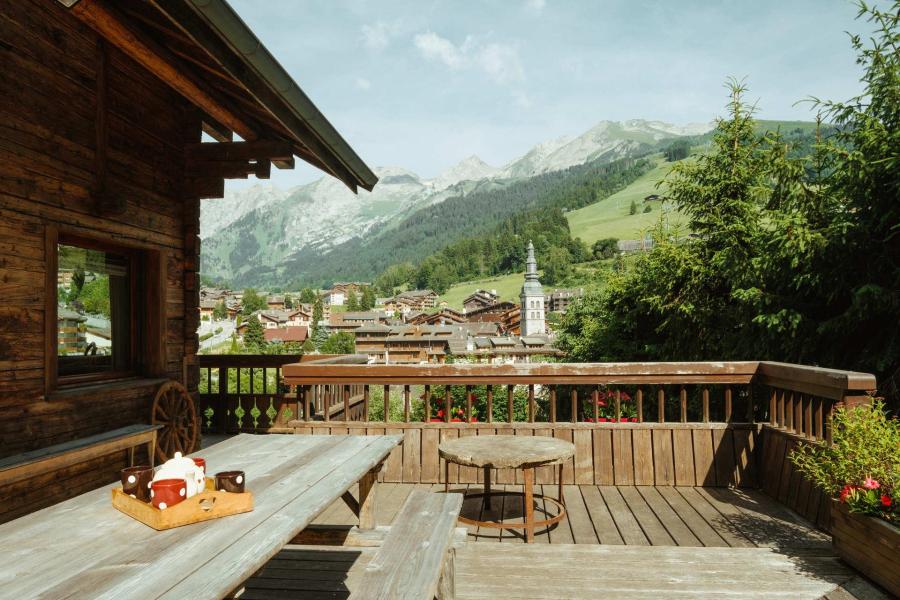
[46,228,162,392]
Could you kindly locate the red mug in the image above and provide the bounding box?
[151,478,187,510]
[192,457,206,474]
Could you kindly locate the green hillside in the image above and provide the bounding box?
[566,156,685,243]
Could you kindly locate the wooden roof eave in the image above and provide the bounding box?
[150,0,378,193]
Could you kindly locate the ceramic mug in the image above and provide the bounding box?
[151,478,187,510]
[215,471,245,493]
[120,465,153,502]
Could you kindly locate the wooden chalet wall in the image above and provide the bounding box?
[0,0,202,522]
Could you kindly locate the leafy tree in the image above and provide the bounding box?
[592,238,619,260]
[346,290,360,311]
[243,317,266,353]
[320,331,356,355]
[310,298,324,340]
[298,288,317,304]
[79,276,111,318]
[241,288,267,315]
[283,294,293,309]
[212,301,227,321]
[542,247,572,285]
[360,286,376,310]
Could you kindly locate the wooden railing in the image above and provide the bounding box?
[274,361,876,496]
[194,354,367,434]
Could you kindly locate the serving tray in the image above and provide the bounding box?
[111,477,253,530]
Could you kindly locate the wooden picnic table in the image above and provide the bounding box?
[0,433,400,599]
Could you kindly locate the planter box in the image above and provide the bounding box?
[831,502,900,596]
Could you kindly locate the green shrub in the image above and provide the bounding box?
[790,400,898,523]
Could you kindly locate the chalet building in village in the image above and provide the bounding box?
[0,0,375,522]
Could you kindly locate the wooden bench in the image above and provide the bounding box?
[0,424,162,488]
[350,490,463,600]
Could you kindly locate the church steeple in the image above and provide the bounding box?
[520,240,545,336]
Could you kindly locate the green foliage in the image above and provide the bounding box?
[298,288,317,304]
[374,263,416,296]
[790,400,898,522]
[359,286,376,310]
[542,247,572,285]
[78,276,110,318]
[283,294,293,309]
[559,2,900,397]
[629,199,637,215]
[643,204,652,213]
[311,298,324,339]
[319,331,356,354]
[346,290,360,311]
[591,238,618,260]
[664,139,691,162]
[212,301,228,321]
[243,317,266,353]
[241,288,267,315]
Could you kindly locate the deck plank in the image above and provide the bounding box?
[656,486,728,547]
[598,486,649,545]
[617,486,675,546]
[562,485,599,544]
[579,484,624,545]
[674,486,754,548]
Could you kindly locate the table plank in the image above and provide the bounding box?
[0,434,400,600]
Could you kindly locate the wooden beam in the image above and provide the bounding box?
[187,159,271,180]
[185,177,225,200]
[185,140,293,163]
[201,119,232,143]
[68,0,256,141]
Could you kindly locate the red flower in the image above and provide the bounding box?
[630,417,638,422]
[451,418,461,422]
[584,418,595,423]
[840,485,857,503]
[863,477,880,490]
[437,409,444,418]
[881,495,892,508]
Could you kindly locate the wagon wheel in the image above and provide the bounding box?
[151,380,199,462]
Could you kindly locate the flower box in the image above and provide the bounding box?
[831,501,900,596]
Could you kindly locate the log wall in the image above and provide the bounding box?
[288,422,760,488]
[0,0,201,521]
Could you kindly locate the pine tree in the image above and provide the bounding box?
[360,286,376,310]
[629,199,637,215]
[346,291,360,311]
[243,317,265,353]
[299,288,317,304]
[311,298,324,340]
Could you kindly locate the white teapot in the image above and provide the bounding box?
[152,452,206,498]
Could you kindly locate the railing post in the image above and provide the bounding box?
[444,386,451,423]
[657,388,665,423]
[724,387,732,423]
[216,366,228,433]
[702,388,709,423]
[614,389,621,422]
[636,388,643,423]
[383,385,390,423]
[769,389,777,426]
[486,385,493,424]
[424,385,431,422]
[507,385,514,423]
[343,384,350,422]
[549,386,556,423]
[465,385,473,423]
[403,385,410,423]
[570,388,577,423]
[363,385,370,421]
[679,386,687,423]
[592,386,599,422]
[528,385,535,423]
[323,386,330,422]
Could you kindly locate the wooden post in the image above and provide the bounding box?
[702,388,710,423]
[343,384,350,422]
[770,389,777,426]
[679,386,687,423]
[592,387,599,422]
[549,386,557,423]
[570,388,577,423]
[444,387,452,423]
[363,385,370,421]
[524,467,535,543]
[403,385,410,422]
[358,469,377,530]
[465,385,472,423]
[217,367,228,433]
[507,385,514,423]
[323,386,331,422]
[486,385,493,424]
[424,385,431,422]
[383,385,390,423]
[636,388,643,423]
[724,387,733,422]
[658,388,665,423]
[614,389,621,422]
[528,385,535,423]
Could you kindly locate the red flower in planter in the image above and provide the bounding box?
[630,417,639,422]
[451,418,462,422]
[840,485,858,503]
[598,417,608,422]
[471,416,478,422]
[437,409,444,418]
[583,418,595,423]
[597,400,607,407]
[429,418,443,423]
[881,494,892,508]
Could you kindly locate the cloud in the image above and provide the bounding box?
[355,77,372,91]
[524,0,546,14]
[361,21,400,51]
[413,31,524,84]
[512,90,532,108]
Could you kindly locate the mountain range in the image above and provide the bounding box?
[200,119,713,287]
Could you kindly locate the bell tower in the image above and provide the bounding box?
[519,241,545,336]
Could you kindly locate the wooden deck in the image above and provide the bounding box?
[230,484,891,599]
[312,483,834,548]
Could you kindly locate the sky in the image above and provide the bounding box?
[227,0,872,189]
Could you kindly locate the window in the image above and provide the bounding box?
[56,236,139,382]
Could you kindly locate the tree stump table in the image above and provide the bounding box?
[439,434,575,543]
